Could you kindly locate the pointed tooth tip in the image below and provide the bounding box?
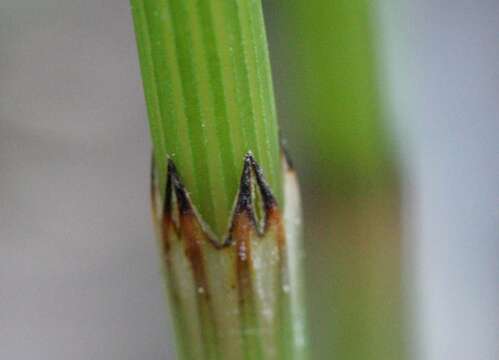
[242,152,253,171]
[161,155,283,245]
[244,150,255,160]
[167,157,183,187]
[167,157,176,171]
[251,156,278,210]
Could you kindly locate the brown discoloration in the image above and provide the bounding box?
[249,153,286,251]
[233,212,254,303]
[155,152,288,298]
[165,159,211,298]
[150,151,301,357]
[268,206,286,251]
[250,154,278,211]
[160,161,174,255]
[180,212,211,299]
[151,153,298,358]
[230,155,257,302]
[161,217,173,255]
[168,159,191,216]
[158,153,285,247]
[151,154,174,256]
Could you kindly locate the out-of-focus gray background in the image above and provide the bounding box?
[0,2,174,359]
[1,1,498,360]
[377,2,499,359]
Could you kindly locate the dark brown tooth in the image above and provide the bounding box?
[228,152,282,238]
[231,155,256,300]
[163,154,283,249]
[234,153,254,215]
[167,159,212,298]
[158,160,173,254]
[163,159,174,216]
[249,154,278,212]
[225,153,255,246]
[167,159,191,215]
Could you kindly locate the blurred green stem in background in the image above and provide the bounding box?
[267,0,405,359]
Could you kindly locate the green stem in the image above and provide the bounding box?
[131,0,282,237]
[132,1,306,359]
[279,1,404,359]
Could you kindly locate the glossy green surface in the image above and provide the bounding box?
[131,0,281,237]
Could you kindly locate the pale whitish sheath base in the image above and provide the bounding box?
[151,152,307,360]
